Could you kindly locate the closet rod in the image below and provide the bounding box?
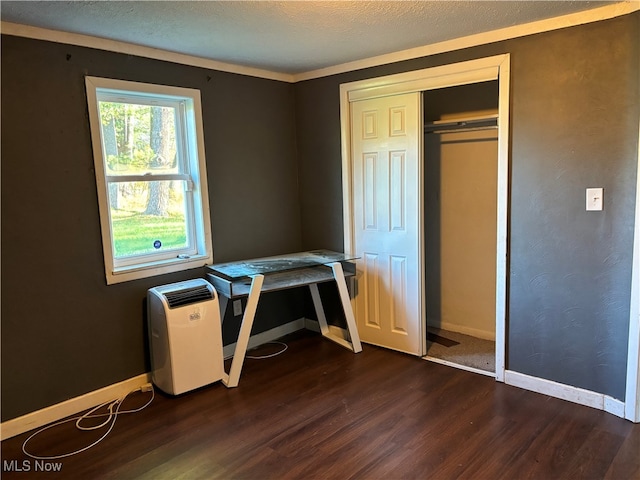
[424,114,498,134]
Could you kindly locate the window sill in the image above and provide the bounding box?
[107,254,212,285]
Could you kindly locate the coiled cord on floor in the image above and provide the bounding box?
[22,384,154,460]
[245,341,288,359]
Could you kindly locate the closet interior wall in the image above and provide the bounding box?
[424,81,500,342]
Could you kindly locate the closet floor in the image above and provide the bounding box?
[426,327,495,373]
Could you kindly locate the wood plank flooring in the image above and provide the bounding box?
[2,330,639,479]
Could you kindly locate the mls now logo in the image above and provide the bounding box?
[3,459,63,472]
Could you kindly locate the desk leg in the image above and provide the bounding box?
[308,263,362,353]
[222,274,264,388]
[331,262,362,353]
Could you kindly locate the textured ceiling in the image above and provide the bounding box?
[1,1,619,75]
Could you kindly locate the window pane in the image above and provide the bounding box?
[109,180,189,258]
[98,101,179,176]
[87,77,212,283]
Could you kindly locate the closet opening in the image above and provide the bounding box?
[423,80,500,376]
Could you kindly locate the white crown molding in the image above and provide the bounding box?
[0,21,295,83]
[293,2,640,82]
[2,3,638,84]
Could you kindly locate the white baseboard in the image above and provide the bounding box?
[0,373,151,441]
[430,321,496,341]
[604,395,626,418]
[223,317,306,359]
[303,318,349,339]
[305,317,321,332]
[2,318,310,442]
[505,370,625,418]
[5,324,627,442]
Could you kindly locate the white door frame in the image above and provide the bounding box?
[626,120,640,422]
[340,54,511,381]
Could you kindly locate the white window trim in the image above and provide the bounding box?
[85,76,213,284]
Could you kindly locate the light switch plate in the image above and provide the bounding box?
[586,188,603,211]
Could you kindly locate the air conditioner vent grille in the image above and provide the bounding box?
[164,285,213,308]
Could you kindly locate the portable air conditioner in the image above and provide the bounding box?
[147,278,224,395]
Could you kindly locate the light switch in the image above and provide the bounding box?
[586,188,603,211]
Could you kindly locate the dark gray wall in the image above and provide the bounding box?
[1,36,303,421]
[2,13,638,423]
[295,13,639,400]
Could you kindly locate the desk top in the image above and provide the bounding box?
[206,250,357,298]
[207,249,357,280]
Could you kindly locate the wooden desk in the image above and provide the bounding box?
[206,250,362,387]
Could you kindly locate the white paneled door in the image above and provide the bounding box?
[351,92,423,355]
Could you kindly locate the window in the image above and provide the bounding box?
[85,77,213,284]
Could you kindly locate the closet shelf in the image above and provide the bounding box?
[424,114,498,134]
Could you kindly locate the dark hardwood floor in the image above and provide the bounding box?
[2,330,639,479]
